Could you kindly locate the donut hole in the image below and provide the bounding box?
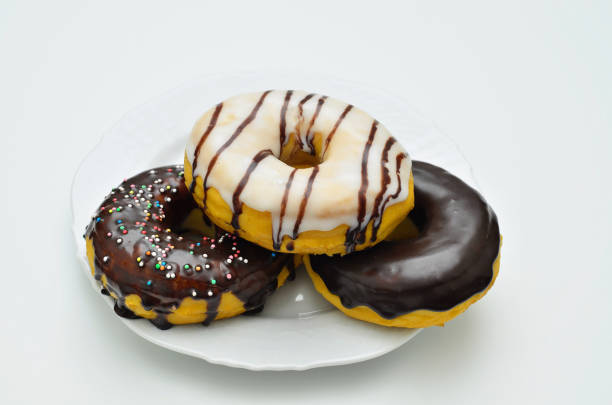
[407,204,427,232]
[279,132,324,169]
[385,207,425,241]
[178,208,217,238]
[163,190,217,238]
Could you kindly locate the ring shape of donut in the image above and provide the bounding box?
[184,90,414,255]
[304,161,501,328]
[84,165,297,330]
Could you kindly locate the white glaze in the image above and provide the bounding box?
[186,90,411,247]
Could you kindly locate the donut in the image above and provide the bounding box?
[83,165,298,330]
[304,161,501,328]
[184,90,414,255]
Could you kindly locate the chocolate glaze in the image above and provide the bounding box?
[242,305,265,316]
[309,161,500,318]
[84,165,292,329]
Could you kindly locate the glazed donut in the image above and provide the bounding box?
[84,165,298,330]
[304,161,501,328]
[184,90,414,255]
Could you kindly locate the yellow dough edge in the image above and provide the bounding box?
[184,154,414,255]
[86,239,299,325]
[303,244,501,328]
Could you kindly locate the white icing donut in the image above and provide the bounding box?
[185,90,412,253]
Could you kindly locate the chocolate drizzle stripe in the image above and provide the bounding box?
[344,120,378,252]
[274,168,297,250]
[322,104,353,158]
[295,93,315,150]
[190,103,223,192]
[369,137,397,241]
[279,90,293,149]
[202,90,271,204]
[371,153,406,241]
[298,93,315,113]
[231,149,273,230]
[202,294,221,326]
[387,154,407,202]
[292,166,319,239]
[305,95,327,154]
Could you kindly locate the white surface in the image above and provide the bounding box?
[2,0,611,403]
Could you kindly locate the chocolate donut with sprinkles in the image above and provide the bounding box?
[84,165,298,330]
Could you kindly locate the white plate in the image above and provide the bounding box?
[71,70,478,371]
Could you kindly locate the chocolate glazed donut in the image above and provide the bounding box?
[84,165,296,330]
[305,161,501,328]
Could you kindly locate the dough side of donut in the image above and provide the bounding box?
[86,238,300,325]
[304,246,501,328]
[185,90,413,254]
[185,155,414,255]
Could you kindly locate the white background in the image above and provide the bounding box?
[2,1,611,404]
